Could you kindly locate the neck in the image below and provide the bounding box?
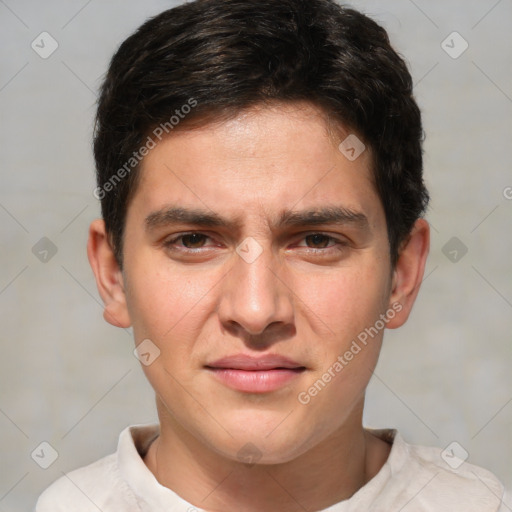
[144,398,390,512]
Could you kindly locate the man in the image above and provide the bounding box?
[37,0,509,510]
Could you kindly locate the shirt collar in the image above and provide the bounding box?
[116,424,403,511]
[117,423,200,511]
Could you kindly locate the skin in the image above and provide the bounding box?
[88,102,429,512]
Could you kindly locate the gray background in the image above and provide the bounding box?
[1,0,511,510]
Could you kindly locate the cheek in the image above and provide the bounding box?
[124,256,223,346]
[294,262,391,342]
[295,270,387,420]
[294,263,391,412]
[125,264,215,393]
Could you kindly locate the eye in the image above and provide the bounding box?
[296,233,343,250]
[164,232,213,250]
[179,233,209,249]
[303,234,335,249]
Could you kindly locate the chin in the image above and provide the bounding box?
[207,414,318,465]
[213,436,310,466]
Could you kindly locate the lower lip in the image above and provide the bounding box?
[207,368,305,393]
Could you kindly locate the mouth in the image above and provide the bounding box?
[205,354,306,393]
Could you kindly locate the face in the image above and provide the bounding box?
[90,102,426,464]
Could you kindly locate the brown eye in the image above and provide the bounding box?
[304,234,333,248]
[180,233,208,248]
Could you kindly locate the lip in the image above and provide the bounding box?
[207,354,304,371]
[205,354,306,393]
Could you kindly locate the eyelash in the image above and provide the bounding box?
[163,232,348,253]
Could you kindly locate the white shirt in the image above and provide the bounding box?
[36,424,510,511]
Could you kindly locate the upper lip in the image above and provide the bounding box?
[205,354,305,371]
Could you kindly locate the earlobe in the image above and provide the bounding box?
[87,219,132,328]
[386,218,430,329]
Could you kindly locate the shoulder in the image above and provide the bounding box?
[34,423,155,512]
[35,452,137,511]
[384,433,506,511]
[499,489,512,512]
[35,424,159,511]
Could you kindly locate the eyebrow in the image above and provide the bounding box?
[144,205,369,232]
[278,207,369,230]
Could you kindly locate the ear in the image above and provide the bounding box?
[87,219,131,328]
[386,218,430,329]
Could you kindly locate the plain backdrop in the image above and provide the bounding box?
[0,0,511,510]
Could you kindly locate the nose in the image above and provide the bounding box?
[217,241,294,341]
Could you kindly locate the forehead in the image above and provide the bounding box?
[129,103,382,228]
